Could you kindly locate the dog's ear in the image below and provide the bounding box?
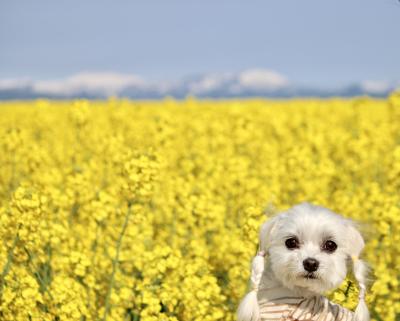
[259,215,280,252]
[344,221,370,321]
[344,221,365,257]
[237,214,280,321]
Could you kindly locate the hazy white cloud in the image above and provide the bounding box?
[361,80,393,94]
[188,73,234,95]
[33,72,145,95]
[238,69,289,90]
[188,69,289,95]
[0,78,32,90]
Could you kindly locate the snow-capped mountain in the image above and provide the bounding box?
[0,70,398,100]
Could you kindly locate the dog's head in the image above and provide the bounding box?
[260,202,365,294]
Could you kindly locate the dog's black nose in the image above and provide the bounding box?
[303,258,319,272]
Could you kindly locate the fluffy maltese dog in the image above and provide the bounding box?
[237,202,370,321]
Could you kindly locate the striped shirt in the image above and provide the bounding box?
[257,286,353,321]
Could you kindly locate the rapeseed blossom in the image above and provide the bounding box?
[0,94,399,320]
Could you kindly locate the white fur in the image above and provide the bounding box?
[237,255,265,321]
[237,202,370,321]
[353,259,370,321]
[237,290,259,321]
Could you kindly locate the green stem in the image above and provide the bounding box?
[102,203,133,321]
[0,233,20,295]
[23,246,53,300]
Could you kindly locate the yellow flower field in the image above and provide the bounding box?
[0,95,399,321]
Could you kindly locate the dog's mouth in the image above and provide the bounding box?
[303,273,318,280]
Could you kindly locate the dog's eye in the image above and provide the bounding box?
[285,237,300,250]
[322,240,337,253]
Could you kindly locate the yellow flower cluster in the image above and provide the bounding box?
[0,94,399,321]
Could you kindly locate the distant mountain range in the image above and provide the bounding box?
[0,70,398,100]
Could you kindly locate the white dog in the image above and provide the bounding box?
[237,202,370,321]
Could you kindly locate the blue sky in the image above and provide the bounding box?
[1,0,399,87]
